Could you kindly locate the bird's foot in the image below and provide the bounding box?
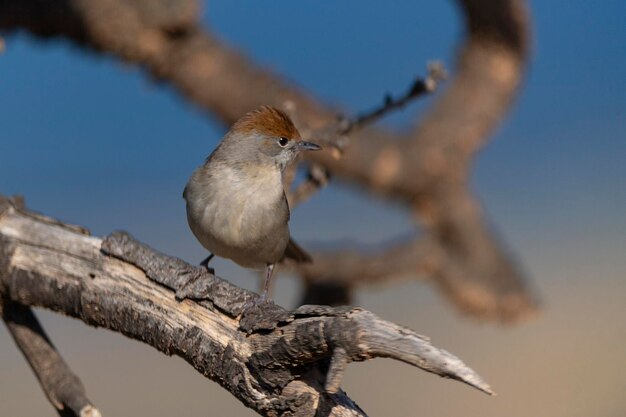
[238,293,293,334]
[199,254,215,274]
[242,292,273,312]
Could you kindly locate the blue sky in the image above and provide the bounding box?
[0,0,624,278]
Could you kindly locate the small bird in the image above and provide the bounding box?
[183,106,321,302]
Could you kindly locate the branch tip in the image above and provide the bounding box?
[80,405,103,417]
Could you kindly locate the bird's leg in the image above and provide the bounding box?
[259,263,275,303]
[199,253,215,274]
[241,264,275,311]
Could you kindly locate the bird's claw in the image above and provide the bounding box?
[242,292,273,311]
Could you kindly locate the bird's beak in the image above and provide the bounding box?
[295,140,322,151]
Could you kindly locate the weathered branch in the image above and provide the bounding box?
[0,196,494,416]
[0,0,538,321]
[1,299,101,417]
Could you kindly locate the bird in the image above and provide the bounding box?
[183,105,321,303]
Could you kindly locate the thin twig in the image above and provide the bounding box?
[287,163,331,208]
[289,62,447,208]
[340,61,448,136]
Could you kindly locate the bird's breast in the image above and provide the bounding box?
[185,164,290,267]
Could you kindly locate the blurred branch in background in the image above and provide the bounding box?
[0,0,538,322]
[0,0,541,414]
[0,196,494,417]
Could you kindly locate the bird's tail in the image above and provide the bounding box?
[283,237,313,263]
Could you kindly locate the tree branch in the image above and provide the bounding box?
[0,195,494,416]
[1,299,101,417]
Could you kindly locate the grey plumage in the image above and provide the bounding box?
[183,106,320,301]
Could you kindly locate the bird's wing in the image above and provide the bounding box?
[280,191,311,263]
[283,237,313,263]
[282,190,291,221]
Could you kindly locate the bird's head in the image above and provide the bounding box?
[225,106,321,170]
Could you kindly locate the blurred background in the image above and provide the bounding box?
[1,0,625,416]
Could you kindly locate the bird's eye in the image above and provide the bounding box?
[277,137,289,147]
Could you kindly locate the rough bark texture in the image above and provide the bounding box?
[0,0,538,322]
[0,195,493,416]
